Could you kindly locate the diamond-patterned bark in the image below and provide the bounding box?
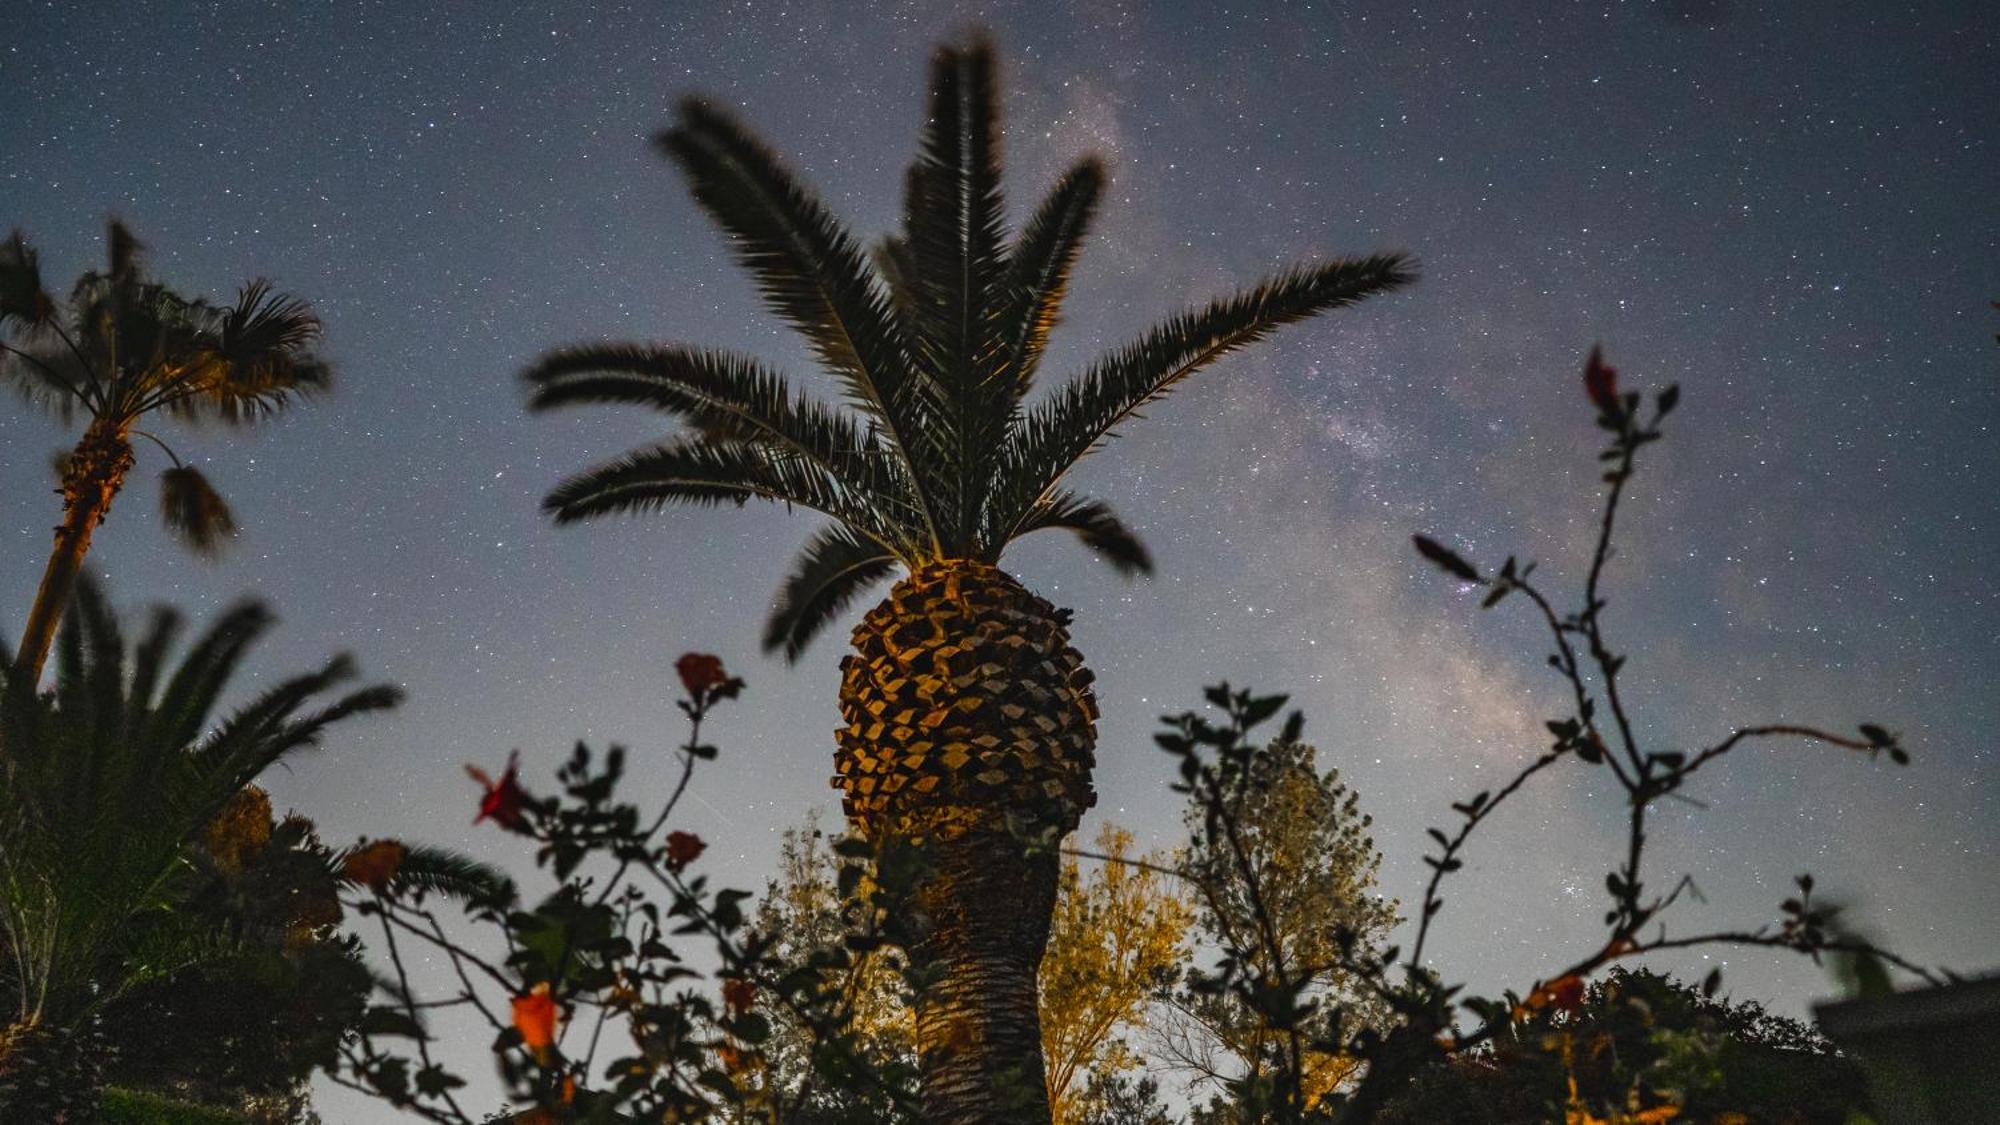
[834,560,1097,841]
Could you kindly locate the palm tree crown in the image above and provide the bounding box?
[526,40,1414,659]
[2,220,332,681]
[0,580,401,1037]
[0,220,328,434]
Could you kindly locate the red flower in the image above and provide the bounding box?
[1543,974,1587,1013]
[467,751,531,831]
[512,981,559,1058]
[722,977,757,1018]
[1584,346,1620,416]
[340,839,407,894]
[663,830,706,873]
[675,652,728,698]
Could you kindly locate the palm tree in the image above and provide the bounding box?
[0,580,401,1115]
[0,220,331,682]
[525,39,1413,1123]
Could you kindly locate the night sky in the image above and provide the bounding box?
[3,1,1994,1116]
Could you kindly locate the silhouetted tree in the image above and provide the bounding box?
[524,37,1410,1123]
[1374,968,1867,1124]
[0,221,330,681]
[0,581,398,1118]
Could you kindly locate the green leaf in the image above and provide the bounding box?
[358,1006,428,1040]
[1412,534,1481,583]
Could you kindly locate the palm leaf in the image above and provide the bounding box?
[763,523,901,661]
[522,343,922,541]
[990,255,1416,548]
[0,577,398,1032]
[897,40,1011,544]
[106,219,143,282]
[0,229,56,329]
[356,843,515,907]
[998,159,1103,400]
[544,436,898,545]
[167,280,331,423]
[159,465,238,555]
[659,102,939,438]
[145,598,276,755]
[1013,490,1153,577]
[659,98,946,546]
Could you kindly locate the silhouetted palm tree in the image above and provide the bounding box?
[0,221,331,681]
[527,39,1412,1123]
[0,580,400,1115]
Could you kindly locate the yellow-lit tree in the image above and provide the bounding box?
[1164,739,1397,1119]
[1041,825,1192,1125]
[739,817,1192,1125]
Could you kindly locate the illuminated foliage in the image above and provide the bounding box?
[1042,825,1193,1125]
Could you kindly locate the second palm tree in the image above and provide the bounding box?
[527,39,1413,1124]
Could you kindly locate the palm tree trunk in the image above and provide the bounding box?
[16,419,132,682]
[908,827,1061,1125]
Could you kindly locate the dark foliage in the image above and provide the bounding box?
[1375,968,1867,1123]
[334,661,924,1124]
[1151,351,1946,1122]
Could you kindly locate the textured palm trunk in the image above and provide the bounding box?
[16,419,132,683]
[907,827,1060,1124]
[835,561,1099,1125]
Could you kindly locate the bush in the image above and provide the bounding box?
[99,1087,251,1125]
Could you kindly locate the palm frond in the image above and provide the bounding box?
[354,843,515,907]
[0,344,91,419]
[763,523,901,661]
[998,159,1104,400]
[0,229,56,329]
[106,219,143,282]
[126,604,183,714]
[159,465,237,556]
[544,436,899,546]
[1013,490,1153,577]
[49,577,126,747]
[168,280,331,423]
[0,577,397,1031]
[145,597,276,755]
[658,101,938,440]
[896,39,1012,545]
[522,343,922,543]
[989,254,1416,549]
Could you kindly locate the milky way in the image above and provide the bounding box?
[3,1,1993,1115]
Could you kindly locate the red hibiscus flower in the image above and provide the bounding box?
[675,652,728,698]
[664,830,706,873]
[467,750,531,831]
[1584,346,1620,417]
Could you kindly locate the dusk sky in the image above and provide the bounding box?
[3,1,1994,1116]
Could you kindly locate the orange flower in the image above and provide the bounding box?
[467,750,532,831]
[340,839,407,894]
[722,977,757,1018]
[512,981,559,1058]
[675,652,728,697]
[664,830,706,873]
[1532,974,1587,1013]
